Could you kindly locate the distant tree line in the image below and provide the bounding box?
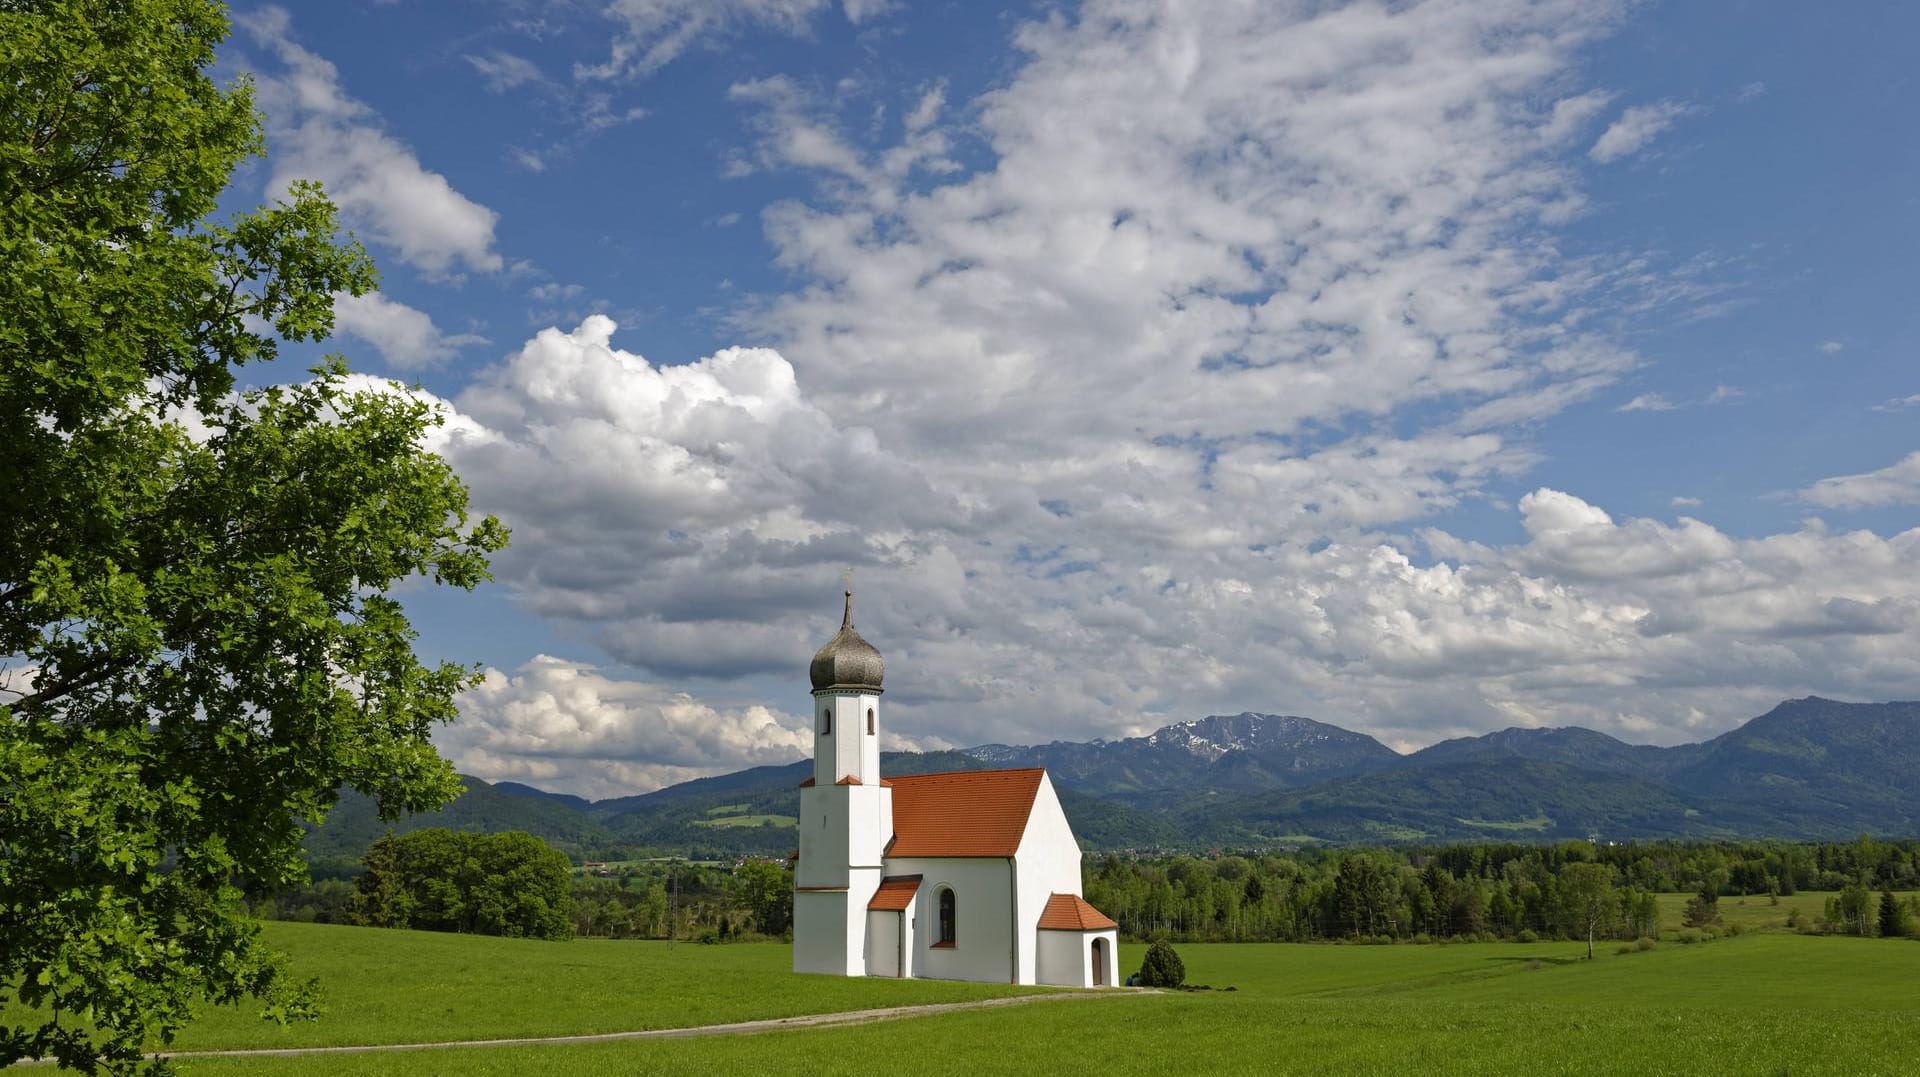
[256,833,794,943]
[566,858,791,942]
[1084,837,1920,944]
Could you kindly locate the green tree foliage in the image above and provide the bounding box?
[351,830,572,941]
[0,2,506,1070]
[731,859,793,937]
[1331,853,1398,937]
[1682,885,1721,928]
[1876,890,1907,939]
[1078,839,1920,945]
[1831,883,1874,936]
[1137,939,1186,988]
[1558,862,1617,959]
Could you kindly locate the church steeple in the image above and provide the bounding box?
[810,589,885,693]
[794,587,894,977]
[807,587,884,788]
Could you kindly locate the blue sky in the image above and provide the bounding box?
[218,1,1920,796]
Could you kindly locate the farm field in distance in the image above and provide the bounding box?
[129,906,1920,1077]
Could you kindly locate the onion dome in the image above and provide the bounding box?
[810,590,884,692]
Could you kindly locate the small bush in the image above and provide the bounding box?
[1726,921,1748,937]
[1675,929,1703,945]
[1137,939,1186,988]
[1615,943,1635,955]
[1516,929,1539,943]
[1636,936,1657,952]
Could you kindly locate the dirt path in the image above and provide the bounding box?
[136,989,1152,1062]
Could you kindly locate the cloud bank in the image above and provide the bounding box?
[321,0,1920,795]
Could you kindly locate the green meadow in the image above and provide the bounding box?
[690,813,799,829]
[123,913,1919,1077]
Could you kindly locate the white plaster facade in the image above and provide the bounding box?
[791,593,1118,987]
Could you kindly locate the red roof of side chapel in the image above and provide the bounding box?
[1037,893,1118,931]
[867,875,922,911]
[884,768,1046,858]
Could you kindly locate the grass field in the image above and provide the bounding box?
[150,925,1920,1077]
[142,923,1042,1052]
[1652,888,1917,934]
[690,814,798,828]
[13,903,1918,1075]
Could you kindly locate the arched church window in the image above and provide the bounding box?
[937,887,956,946]
[867,708,875,735]
[820,709,831,735]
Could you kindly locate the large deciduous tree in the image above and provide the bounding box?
[731,858,793,937]
[0,2,507,1071]
[351,830,573,941]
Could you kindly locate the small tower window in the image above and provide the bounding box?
[936,888,956,946]
[820,709,831,735]
[867,708,875,735]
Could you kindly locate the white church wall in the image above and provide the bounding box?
[1036,929,1120,987]
[811,689,881,787]
[1012,773,1087,984]
[795,787,848,890]
[1034,929,1082,986]
[793,890,849,975]
[794,868,882,975]
[883,857,1017,983]
[797,785,892,890]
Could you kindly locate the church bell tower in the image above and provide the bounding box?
[793,589,893,975]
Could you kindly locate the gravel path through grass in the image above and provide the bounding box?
[142,990,1153,1063]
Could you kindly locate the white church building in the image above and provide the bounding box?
[792,591,1120,987]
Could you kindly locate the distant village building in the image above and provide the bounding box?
[792,591,1119,987]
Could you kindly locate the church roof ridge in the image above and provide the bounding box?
[885,765,1045,783]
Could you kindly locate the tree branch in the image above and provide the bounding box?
[11,656,132,716]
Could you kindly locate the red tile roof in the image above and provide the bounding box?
[1036,893,1117,931]
[867,875,922,911]
[884,768,1044,858]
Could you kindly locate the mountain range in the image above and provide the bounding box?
[303,697,1920,862]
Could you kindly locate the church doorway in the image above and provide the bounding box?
[1091,938,1107,986]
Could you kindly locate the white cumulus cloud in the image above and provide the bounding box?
[331,292,486,369]
[240,8,504,277]
[444,656,813,798]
